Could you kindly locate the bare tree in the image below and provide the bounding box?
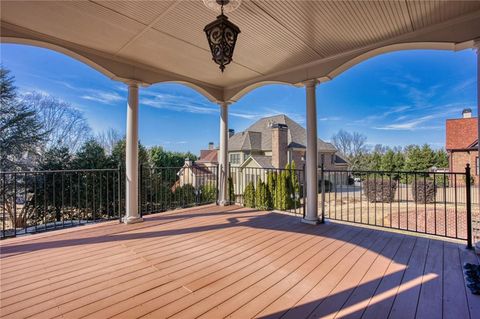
[331,130,367,159]
[21,92,91,153]
[96,128,121,155]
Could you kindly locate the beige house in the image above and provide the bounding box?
[177,159,216,190]
[191,114,349,194]
[228,114,348,170]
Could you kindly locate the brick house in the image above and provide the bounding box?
[446,108,479,184]
[196,114,348,171]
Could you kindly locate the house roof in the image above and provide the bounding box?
[229,114,337,152]
[240,155,274,169]
[334,154,349,165]
[446,117,478,151]
[179,162,213,176]
[197,149,218,163]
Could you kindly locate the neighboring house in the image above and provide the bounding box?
[176,158,216,190]
[227,114,347,170]
[184,114,349,195]
[446,108,479,184]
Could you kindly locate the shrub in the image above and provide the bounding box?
[411,179,437,203]
[228,176,235,203]
[275,171,288,210]
[363,178,397,203]
[200,183,217,203]
[266,171,277,209]
[244,181,256,208]
[174,184,196,207]
[255,178,269,210]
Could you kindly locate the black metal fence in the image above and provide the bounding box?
[321,165,475,247]
[1,168,122,239]
[229,166,305,216]
[139,165,219,216]
[2,163,476,246]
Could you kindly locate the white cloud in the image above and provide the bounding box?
[81,90,123,104]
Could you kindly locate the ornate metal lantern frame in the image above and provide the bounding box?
[203,0,241,72]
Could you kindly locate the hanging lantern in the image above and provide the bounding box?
[203,0,241,72]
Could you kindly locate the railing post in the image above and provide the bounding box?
[302,164,306,218]
[118,165,122,223]
[139,164,143,218]
[321,163,325,223]
[216,164,220,205]
[466,164,473,249]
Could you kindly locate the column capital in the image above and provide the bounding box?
[123,79,148,88]
[473,38,480,52]
[302,79,319,87]
[218,101,232,108]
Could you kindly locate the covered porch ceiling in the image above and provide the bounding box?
[1,0,480,102]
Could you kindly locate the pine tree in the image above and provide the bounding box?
[255,177,269,210]
[290,161,300,206]
[266,171,276,209]
[228,176,235,203]
[244,181,256,208]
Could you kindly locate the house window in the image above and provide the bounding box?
[230,153,240,164]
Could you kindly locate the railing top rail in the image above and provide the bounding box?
[0,168,119,174]
[323,168,467,175]
[230,167,304,173]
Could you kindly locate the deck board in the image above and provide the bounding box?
[1,204,479,319]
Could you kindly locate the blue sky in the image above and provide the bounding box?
[1,43,477,154]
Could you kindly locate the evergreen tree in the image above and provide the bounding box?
[433,149,448,168]
[244,181,256,208]
[290,161,301,206]
[39,147,72,170]
[228,176,235,203]
[266,171,276,209]
[73,140,109,169]
[110,138,149,168]
[275,171,288,211]
[255,177,269,210]
[0,67,46,170]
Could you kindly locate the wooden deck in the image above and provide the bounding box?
[1,204,479,319]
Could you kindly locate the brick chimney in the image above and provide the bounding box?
[272,123,288,169]
[462,108,472,118]
[208,142,214,150]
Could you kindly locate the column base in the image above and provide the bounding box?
[302,218,320,225]
[123,215,144,224]
[218,200,230,206]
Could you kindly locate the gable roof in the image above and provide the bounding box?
[240,155,274,169]
[446,117,478,150]
[178,162,213,176]
[229,114,336,152]
[197,149,218,163]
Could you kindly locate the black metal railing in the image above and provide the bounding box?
[139,165,219,216]
[321,165,475,247]
[229,166,305,216]
[1,168,122,239]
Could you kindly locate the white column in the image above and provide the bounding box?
[218,102,229,205]
[124,82,143,224]
[475,41,480,249]
[303,79,320,224]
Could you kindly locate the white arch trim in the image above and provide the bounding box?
[224,41,474,102]
[326,41,464,80]
[1,37,223,103]
[2,37,120,81]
